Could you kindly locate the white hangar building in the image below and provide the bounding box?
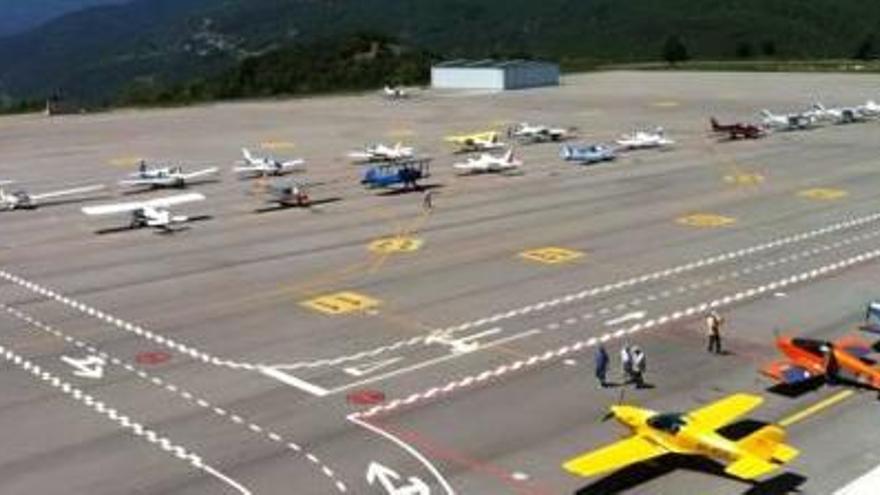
[431,59,560,90]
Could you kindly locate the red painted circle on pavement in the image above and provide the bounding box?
[347,389,386,406]
[135,351,172,365]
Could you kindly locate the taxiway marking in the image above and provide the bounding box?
[676,213,736,228]
[798,188,848,201]
[369,236,424,254]
[301,291,382,315]
[519,247,584,265]
[778,390,855,427]
[259,366,330,397]
[355,247,880,418]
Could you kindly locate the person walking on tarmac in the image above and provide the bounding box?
[422,189,434,212]
[594,344,610,388]
[631,346,647,388]
[620,345,633,384]
[706,310,724,354]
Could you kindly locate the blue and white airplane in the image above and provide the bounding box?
[560,144,616,164]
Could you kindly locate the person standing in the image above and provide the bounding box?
[706,310,724,354]
[631,346,647,388]
[422,190,434,212]
[594,344,610,388]
[620,345,633,384]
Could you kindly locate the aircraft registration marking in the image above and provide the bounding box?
[301,291,381,315]
[519,247,585,265]
[677,213,736,228]
[368,236,424,254]
[798,188,848,201]
[260,140,296,150]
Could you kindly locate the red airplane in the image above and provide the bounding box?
[762,334,880,389]
[710,117,766,140]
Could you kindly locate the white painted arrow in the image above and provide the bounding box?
[60,355,105,379]
[366,461,430,495]
[604,311,646,327]
[343,357,403,377]
[426,327,501,354]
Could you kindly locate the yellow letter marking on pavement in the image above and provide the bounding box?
[301,292,381,315]
[798,188,848,201]
[368,237,424,254]
[519,247,585,265]
[677,213,737,228]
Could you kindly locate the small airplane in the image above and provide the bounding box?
[806,103,865,124]
[383,85,408,100]
[762,334,880,390]
[120,161,218,188]
[759,110,815,131]
[563,393,798,481]
[362,158,431,190]
[0,181,106,210]
[856,100,880,118]
[348,142,414,162]
[82,192,206,231]
[510,122,572,143]
[709,117,766,140]
[560,144,616,164]
[616,128,675,150]
[234,148,304,177]
[444,131,505,153]
[453,148,522,174]
[257,180,311,208]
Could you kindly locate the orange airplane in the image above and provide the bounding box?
[762,335,880,389]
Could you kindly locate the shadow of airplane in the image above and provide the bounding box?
[376,183,444,196]
[253,197,342,214]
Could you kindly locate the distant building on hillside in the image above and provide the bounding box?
[431,59,560,91]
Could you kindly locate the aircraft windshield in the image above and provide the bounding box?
[647,413,687,434]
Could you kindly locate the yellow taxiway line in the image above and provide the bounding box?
[777,390,855,427]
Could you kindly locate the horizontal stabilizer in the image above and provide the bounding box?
[761,360,814,384]
[835,336,874,358]
[724,455,780,480]
[736,424,798,464]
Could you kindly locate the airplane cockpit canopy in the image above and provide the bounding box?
[648,413,688,435]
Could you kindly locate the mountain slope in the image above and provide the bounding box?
[1,0,879,104]
[0,0,130,36]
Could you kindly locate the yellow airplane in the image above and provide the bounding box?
[443,131,505,152]
[564,393,798,481]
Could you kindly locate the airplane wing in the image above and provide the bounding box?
[119,178,169,187]
[233,164,263,173]
[761,360,815,385]
[180,167,218,180]
[563,436,666,477]
[686,393,764,430]
[834,335,874,359]
[82,193,205,216]
[280,159,305,170]
[30,184,105,201]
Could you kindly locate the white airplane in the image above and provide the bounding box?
[0,181,105,211]
[453,148,522,174]
[234,148,304,177]
[857,100,880,118]
[510,122,572,143]
[759,110,815,131]
[806,102,865,124]
[82,193,206,231]
[348,142,414,162]
[383,85,408,99]
[616,128,675,150]
[119,161,218,188]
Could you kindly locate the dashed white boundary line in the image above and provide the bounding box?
[271,211,880,370]
[1,304,348,494]
[0,341,252,494]
[352,247,880,420]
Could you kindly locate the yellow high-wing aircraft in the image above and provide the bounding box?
[563,393,798,481]
[443,131,504,152]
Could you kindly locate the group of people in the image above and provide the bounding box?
[593,311,728,388]
[593,343,647,388]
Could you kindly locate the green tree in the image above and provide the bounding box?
[662,35,689,65]
[854,35,875,60]
[735,41,754,59]
[761,40,777,57]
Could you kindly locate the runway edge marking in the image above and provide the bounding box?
[1,304,349,493]
[352,247,880,418]
[0,341,253,495]
[265,211,880,371]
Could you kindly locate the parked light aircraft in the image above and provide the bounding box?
[234,148,304,177]
[762,334,880,390]
[510,122,572,143]
[444,131,505,152]
[759,110,815,131]
[82,193,206,231]
[560,144,616,164]
[259,181,311,208]
[120,161,218,188]
[0,181,105,210]
[856,100,880,118]
[807,103,865,124]
[348,143,414,162]
[383,85,408,99]
[616,128,675,150]
[453,149,521,174]
[564,393,798,481]
[709,117,766,140]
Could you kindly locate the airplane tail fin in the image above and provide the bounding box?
[735,425,799,465]
[759,109,772,118]
[504,148,515,163]
[242,148,253,161]
[710,117,720,130]
[560,146,573,160]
